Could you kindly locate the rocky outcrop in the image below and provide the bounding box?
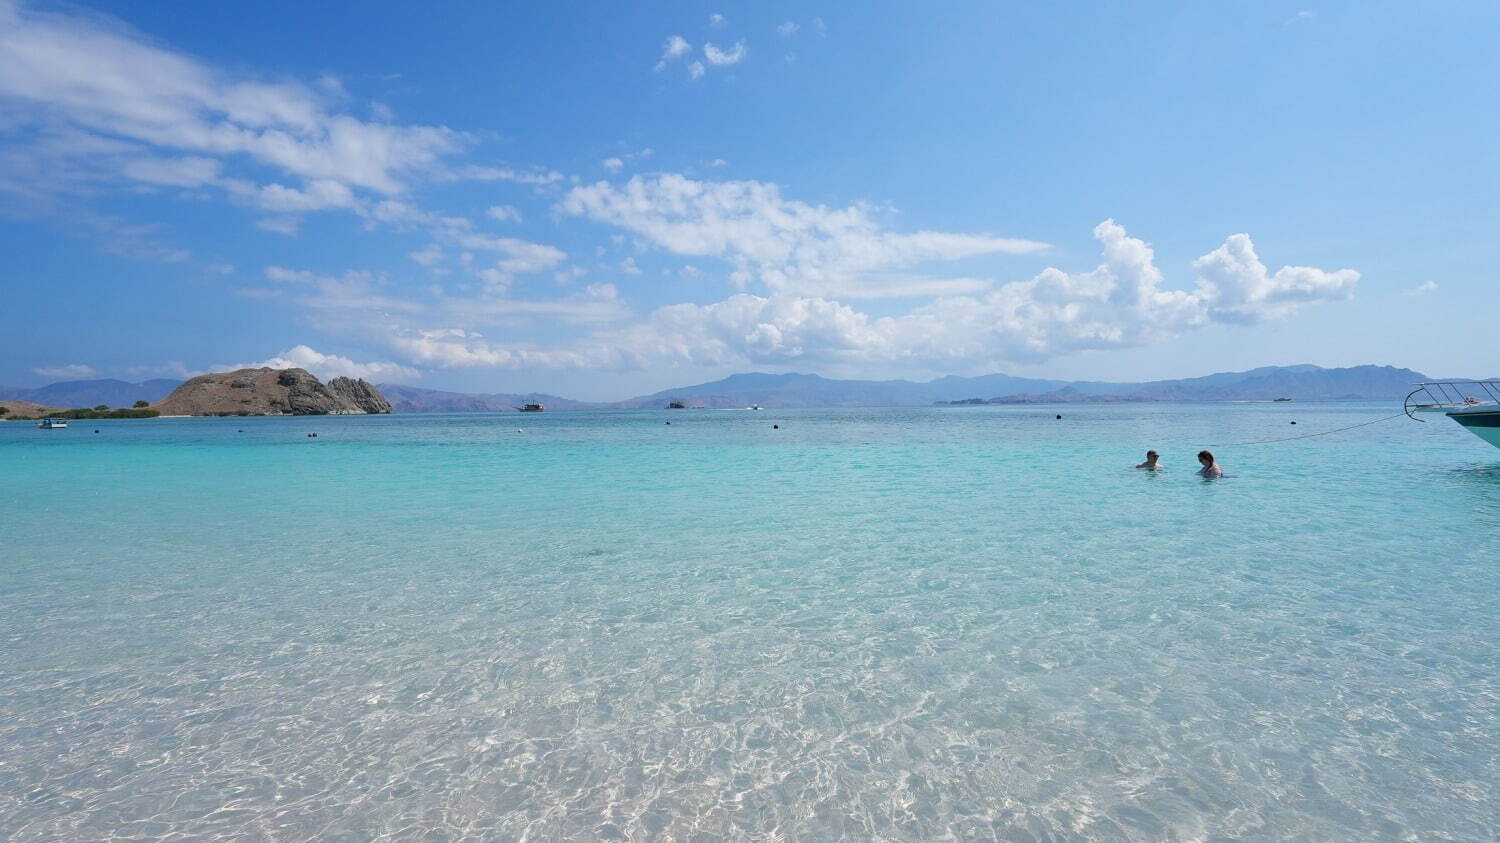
[327,377,393,414]
[153,368,392,416]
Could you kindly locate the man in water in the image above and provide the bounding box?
[1197,450,1223,478]
[1136,450,1162,470]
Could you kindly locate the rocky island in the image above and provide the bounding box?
[154,368,392,416]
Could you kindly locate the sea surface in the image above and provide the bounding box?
[2,403,1498,841]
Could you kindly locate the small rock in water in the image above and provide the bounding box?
[1056,414,1062,419]
[773,424,779,429]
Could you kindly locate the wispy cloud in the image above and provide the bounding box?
[654,34,692,71]
[32,363,98,379]
[1404,280,1438,296]
[558,173,1049,298]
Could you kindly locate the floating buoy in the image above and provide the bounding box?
[773,424,779,429]
[1290,421,1297,425]
[307,432,317,438]
[94,429,100,434]
[665,421,671,425]
[1056,414,1062,420]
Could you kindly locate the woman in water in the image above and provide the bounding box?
[1197,450,1223,478]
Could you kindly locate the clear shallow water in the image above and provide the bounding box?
[2,403,1497,841]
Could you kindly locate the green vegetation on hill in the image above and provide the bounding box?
[52,407,161,419]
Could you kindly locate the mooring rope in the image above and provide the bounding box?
[1210,412,1408,447]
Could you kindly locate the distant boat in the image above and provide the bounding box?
[1406,380,1500,450]
[667,401,686,409]
[514,403,544,412]
[1274,397,1292,402]
[749,404,762,410]
[36,418,68,429]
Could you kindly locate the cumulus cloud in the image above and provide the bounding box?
[558,173,1049,298]
[32,363,98,379]
[1404,280,1438,296]
[704,41,747,66]
[777,22,799,38]
[708,13,726,29]
[1193,233,1358,323]
[385,220,1358,373]
[602,157,624,172]
[236,344,417,381]
[689,62,706,80]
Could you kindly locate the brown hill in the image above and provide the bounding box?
[0,399,64,420]
[154,368,392,416]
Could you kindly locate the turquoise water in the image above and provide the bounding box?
[2,404,1497,840]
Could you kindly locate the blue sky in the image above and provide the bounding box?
[1,0,1495,399]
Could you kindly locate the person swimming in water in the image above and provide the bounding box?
[1136,450,1162,470]
[1197,450,1223,478]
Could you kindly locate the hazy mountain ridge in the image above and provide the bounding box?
[0,378,182,408]
[377,384,603,413]
[6,364,1446,414]
[381,364,1436,412]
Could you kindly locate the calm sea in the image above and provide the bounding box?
[2,403,1497,840]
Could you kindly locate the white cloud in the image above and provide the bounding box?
[409,244,444,266]
[777,22,799,38]
[122,155,221,187]
[236,344,417,382]
[255,216,300,236]
[620,256,642,275]
[0,1,465,198]
[708,158,727,168]
[558,173,1049,298]
[263,265,424,313]
[689,62,706,80]
[386,221,1358,373]
[32,363,97,379]
[708,13,727,29]
[448,234,567,275]
[1405,280,1438,296]
[448,165,562,186]
[654,35,692,71]
[1193,233,1358,323]
[602,157,624,172]
[704,41,747,66]
[813,17,827,36]
[486,204,522,222]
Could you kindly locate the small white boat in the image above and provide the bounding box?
[749,404,762,411]
[37,418,68,429]
[1406,380,1500,450]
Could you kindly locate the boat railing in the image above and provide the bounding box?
[1404,379,1500,419]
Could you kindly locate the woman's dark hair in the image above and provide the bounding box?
[1198,450,1213,463]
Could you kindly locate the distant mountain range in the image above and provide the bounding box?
[377,384,603,413]
[386,364,1442,411]
[0,378,182,408]
[0,364,1453,414]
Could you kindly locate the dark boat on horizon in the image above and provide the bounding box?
[515,403,544,412]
